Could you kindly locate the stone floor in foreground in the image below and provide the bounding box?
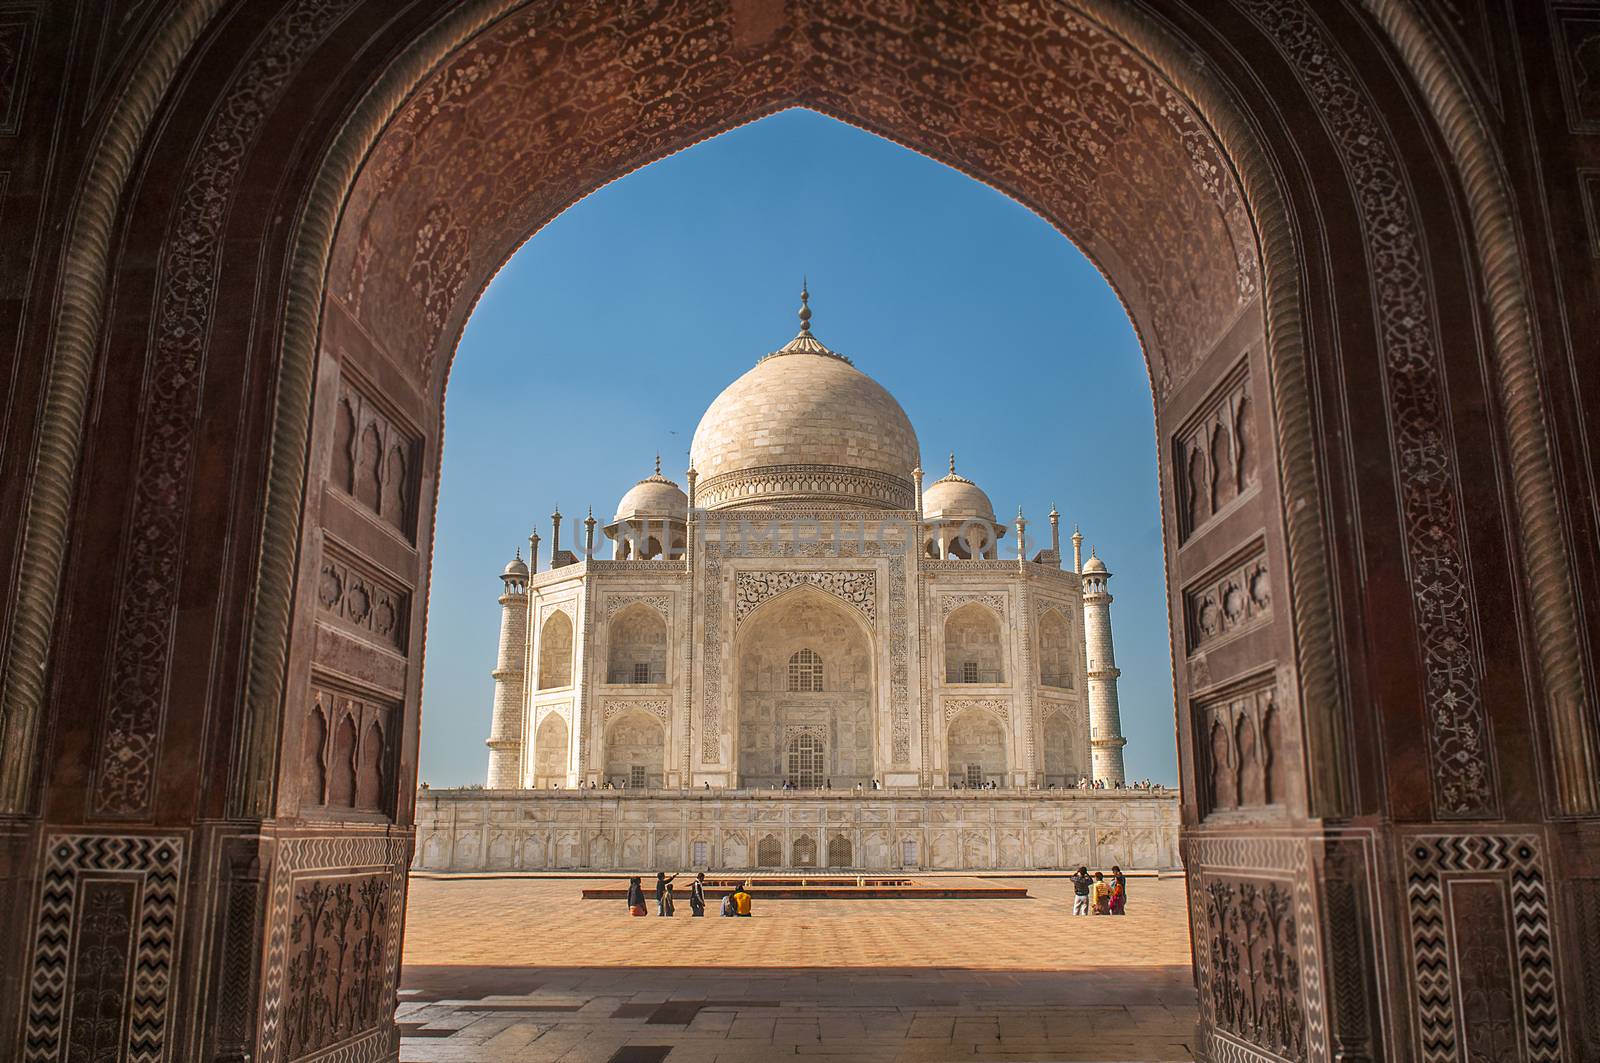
[399,875,1197,1062]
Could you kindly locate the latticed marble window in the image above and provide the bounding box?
[757,835,782,867]
[787,732,825,789]
[630,765,646,788]
[828,835,852,867]
[632,662,651,684]
[965,763,984,789]
[788,648,823,692]
[793,835,817,867]
[962,661,979,683]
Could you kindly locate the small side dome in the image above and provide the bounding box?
[1082,553,1108,575]
[921,455,997,523]
[612,457,688,524]
[502,554,529,579]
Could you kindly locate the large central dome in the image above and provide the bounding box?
[690,289,919,511]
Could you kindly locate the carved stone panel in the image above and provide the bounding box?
[1195,673,1285,818]
[734,569,877,627]
[1554,11,1600,133]
[279,873,394,1060]
[261,835,408,1062]
[316,542,410,652]
[305,683,399,818]
[1198,876,1306,1061]
[1184,540,1271,654]
[329,376,421,542]
[1173,361,1258,543]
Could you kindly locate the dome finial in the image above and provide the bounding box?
[798,278,812,333]
[654,452,662,476]
[948,452,957,475]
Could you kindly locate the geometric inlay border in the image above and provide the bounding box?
[24,834,184,1063]
[1403,833,1560,1063]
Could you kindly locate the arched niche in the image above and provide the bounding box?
[604,711,666,789]
[734,589,874,788]
[606,604,668,685]
[1037,608,1075,689]
[944,603,1005,685]
[532,711,569,788]
[538,611,574,690]
[1042,708,1084,788]
[946,707,1008,788]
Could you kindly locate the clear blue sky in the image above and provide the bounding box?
[421,109,1177,787]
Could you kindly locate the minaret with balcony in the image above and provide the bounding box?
[485,552,529,787]
[1081,549,1128,784]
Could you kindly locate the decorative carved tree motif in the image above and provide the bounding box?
[1202,878,1305,1061]
[282,876,392,1059]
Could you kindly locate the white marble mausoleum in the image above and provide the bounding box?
[429,288,1174,871]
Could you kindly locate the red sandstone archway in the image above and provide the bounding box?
[2,3,1593,1061]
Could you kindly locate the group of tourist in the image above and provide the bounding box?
[626,871,754,917]
[1069,865,1128,915]
[1070,777,1165,791]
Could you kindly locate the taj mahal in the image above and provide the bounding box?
[414,289,1179,872]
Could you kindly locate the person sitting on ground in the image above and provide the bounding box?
[690,871,707,917]
[721,891,737,916]
[1070,866,1092,916]
[1091,871,1112,915]
[1109,865,1127,915]
[626,876,647,917]
[733,882,753,917]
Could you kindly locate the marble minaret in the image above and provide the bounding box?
[1081,549,1127,784]
[484,552,529,787]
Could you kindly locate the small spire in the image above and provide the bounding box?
[515,547,522,561]
[948,452,956,475]
[798,278,812,334]
[1049,503,1059,519]
[654,453,662,476]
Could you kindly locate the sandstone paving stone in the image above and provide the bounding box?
[399,876,1196,1061]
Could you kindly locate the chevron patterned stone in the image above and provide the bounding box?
[1404,833,1562,1063]
[23,834,183,1063]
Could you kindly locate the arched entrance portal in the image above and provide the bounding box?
[3,3,1591,1061]
[735,589,876,789]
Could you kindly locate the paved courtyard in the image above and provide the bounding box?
[399,874,1198,1061]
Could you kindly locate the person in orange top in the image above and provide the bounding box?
[733,883,753,916]
[1090,872,1112,915]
